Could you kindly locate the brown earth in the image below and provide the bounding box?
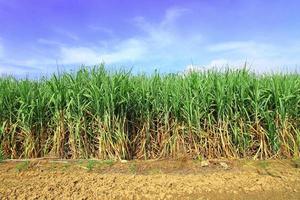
[0,158,300,200]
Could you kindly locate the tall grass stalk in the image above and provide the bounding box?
[0,65,299,159]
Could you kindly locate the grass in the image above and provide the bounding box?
[147,168,162,175]
[15,161,30,172]
[79,159,114,171]
[129,162,138,174]
[258,160,269,170]
[0,148,3,162]
[195,155,204,162]
[86,160,96,171]
[62,162,71,171]
[102,159,114,167]
[0,65,299,160]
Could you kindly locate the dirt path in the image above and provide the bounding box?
[0,159,299,199]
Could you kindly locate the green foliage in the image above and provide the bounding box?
[86,160,96,171]
[194,155,204,162]
[0,123,4,162]
[16,161,30,172]
[258,161,269,170]
[0,65,299,160]
[129,162,137,174]
[62,163,71,171]
[102,160,114,167]
[0,149,3,162]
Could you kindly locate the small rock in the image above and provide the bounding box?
[200,160,209,167]
[120,160,128,163]
[220,162,229,170]
[206,188,212,192]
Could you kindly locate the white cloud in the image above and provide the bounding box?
[53,28,79,41]
[0,61,53,76]
[2,6,300,76]
[59,38,147,65]
[57,7,202,68]
[37,38,65,46]
[207,41,277,57]
[207,41,255,52]
[184,62,241,74]
[0,7,204,75]
[0,46,3,59]
[0,65,41,76]
[203,40,300,73]
[60,47,99,65]
[101,39,146,63]
[87,25,114,35]
[34,14,300,74]
[163,7,189,25]
[0,40,55,75]
[186,57,300,74]
[133,7,197,47]
[208,59,230,67]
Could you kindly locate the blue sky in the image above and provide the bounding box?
[0,0,300,76]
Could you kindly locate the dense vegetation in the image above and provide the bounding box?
[0,66,299,159]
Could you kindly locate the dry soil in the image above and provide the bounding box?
[0,159,299,199]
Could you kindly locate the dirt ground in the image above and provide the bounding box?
[0,158,299,200]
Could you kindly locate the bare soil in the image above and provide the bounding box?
[0,158,299,200]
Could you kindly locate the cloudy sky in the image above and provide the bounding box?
[1,0,300,76]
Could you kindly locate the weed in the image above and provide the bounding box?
[62,162,71,171]
[86,160,96,172]
[258,160,269,170]
[16,161,30,172]
[77,160,84,165]
[129,162,137,174]
[0,148,3,162]
[102,159,114,167]
[147,168,162,175]
[195,155,203,162]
